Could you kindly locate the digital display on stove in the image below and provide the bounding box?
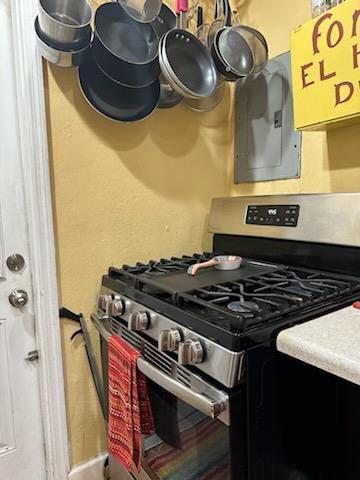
[246,205,300,227]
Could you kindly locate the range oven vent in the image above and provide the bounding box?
[110,318,193,389]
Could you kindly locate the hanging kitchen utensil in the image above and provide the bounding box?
[237,25,268,73]
[78,53,160,122]
[218,26,267,76]
[34,16,91,67]
[184,4,224,111]
[212,0,268,79]
[210,0,241,81]
[117,0,162,23]
[59,308,106,420]
[206,0,225,50]
[151,3,176,39]
[195,5,209,45]
[159,0,218,99]
[38,0,93,47]
[92,2,159,88]
[187,255,243,275]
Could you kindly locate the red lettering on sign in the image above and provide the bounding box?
[353,43,360,68]
[326,20,344,48]
[301,63,315,88]
[319,59,336,80]
[335,82,354,106]
[352,9,360,37]
[312,13,333,54]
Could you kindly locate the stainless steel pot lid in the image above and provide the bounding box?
[218,26,267,76]
[78,56,160,122]
[95,3,158,65]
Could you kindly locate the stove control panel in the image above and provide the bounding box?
[246,205,300,227]
[178,339,204,365]
[159,328,182,352]
[98,293,125,317]
[128,311,149,331]
[98,287,245,387]
[97,293,112,310]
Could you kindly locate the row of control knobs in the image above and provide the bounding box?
[97,293,204,365]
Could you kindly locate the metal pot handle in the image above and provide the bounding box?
[91,313,230,424]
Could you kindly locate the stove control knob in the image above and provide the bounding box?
[128,311,149,331]
[97,293,112,311]
[106,298,125,317]
[159,329,181,352]
[178,339,204,365]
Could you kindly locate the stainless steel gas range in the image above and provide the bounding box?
[93,193,360,480]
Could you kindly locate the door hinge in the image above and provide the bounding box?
[25,350,39,362]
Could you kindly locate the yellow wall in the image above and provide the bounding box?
[45,1,231,465]
[232,0,360,196]
[46,0,360,468]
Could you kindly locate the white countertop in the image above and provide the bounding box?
[277,305,360,386]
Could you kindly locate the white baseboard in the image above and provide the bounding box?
[69,452,108,480]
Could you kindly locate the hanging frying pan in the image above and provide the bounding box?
[159,0,218,99]
[212,0,268,79]
[92,2,159,88]
[78,53,160,122]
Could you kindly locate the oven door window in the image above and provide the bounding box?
[142,380,231,480]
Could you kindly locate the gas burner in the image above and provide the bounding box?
[227,301,260,313]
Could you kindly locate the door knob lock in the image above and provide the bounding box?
[9,289,29,308]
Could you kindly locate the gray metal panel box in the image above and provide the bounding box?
[234,51,301,183]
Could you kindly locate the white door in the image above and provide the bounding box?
[0,2,46,479]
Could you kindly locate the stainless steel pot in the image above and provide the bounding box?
[38,0,93,47]
[34,17,91,67]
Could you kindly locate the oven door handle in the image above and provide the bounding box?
[92,314,230,424]
[136,357,228,422]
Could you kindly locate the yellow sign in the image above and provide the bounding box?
[291,0,360,130]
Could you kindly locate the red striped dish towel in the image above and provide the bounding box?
[108,335,154,472]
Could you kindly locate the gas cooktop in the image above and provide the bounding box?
[103,253,360,350]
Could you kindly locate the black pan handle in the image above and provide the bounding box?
[224,0,231,26]
[197,6,203,28]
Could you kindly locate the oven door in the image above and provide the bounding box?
[95,315,242,480]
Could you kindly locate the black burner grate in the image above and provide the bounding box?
[108,254,360,336]
[176,267,359,332]
[110,253,214,285]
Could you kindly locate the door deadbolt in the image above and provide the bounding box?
[9,289,29,308]
[6,254,25,272]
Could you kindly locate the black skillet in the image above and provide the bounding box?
[78,52,160,122]
[92,2,160,88]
